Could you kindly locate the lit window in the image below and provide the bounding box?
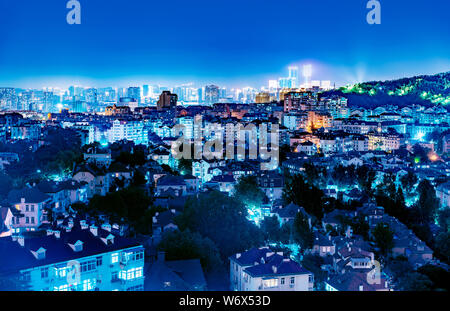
[263,279,278,288]
[111,253,119,264]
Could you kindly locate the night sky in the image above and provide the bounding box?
[0,0,449,88]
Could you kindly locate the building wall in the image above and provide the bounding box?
[21,246,144,291]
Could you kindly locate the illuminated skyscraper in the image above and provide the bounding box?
[288,66,299,88]
[205,85,219,104]
[303,64,312,87]
[127,87,141,104]
[142,85,149,97]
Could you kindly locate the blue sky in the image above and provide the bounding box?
[0,0,449,88]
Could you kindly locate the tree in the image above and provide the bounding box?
[283,173,325,219]
[87,186,152,234]
[386,255,413,282]
[400,171,418,197]
[400,272,433,291]
[0,172,13,201]
[414,180,439,224]
[437,208,450,233]
[233,175,265,208]
[178,158,193,175]
[176,191,264,257]
[260,216,282,242]
[158,229,223,272]
[435,232,450,263]
[301,254,327,289]
[372,222,394,256]
[417,264,450,291]
[292,212,313,250]
[356,165,376,194]
[131,170,147,186]
[279,144,291,164]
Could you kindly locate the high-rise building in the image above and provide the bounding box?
[303,65,313,87]
[205,85,219,104]
[197,88,203,103]
[157,91,177,111]
[255,92,271,104]
[0,88,16,111]
[288,66,299,88]
[127,87,141,104]
[85,88,98,104]
[142,85,149,97]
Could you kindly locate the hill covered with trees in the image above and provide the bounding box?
[324,71,450,109]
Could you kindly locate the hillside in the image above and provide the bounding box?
[324,71,450,109]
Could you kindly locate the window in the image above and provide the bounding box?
[80,260,96,273]
[41,267,49,279]
[111,253,119,264]
[290,277,295,284]
[96,256,103,266]
[25,205,29,212]
[30,205,34,212]
[112,271,119,281]
[135,267,143,278]
[281,278,285,285]
[54,284,68,291]
[56,267,67,278]
[119,267,143,280]
[263,279,278,288]
[22,271,31,282]
[31,217,35,224]
[26,217,29,224]
[83,279,96,291]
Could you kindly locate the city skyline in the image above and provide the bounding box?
[1,0,449,88]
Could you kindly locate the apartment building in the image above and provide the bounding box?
[0,222,144,291]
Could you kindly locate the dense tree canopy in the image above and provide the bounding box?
[158,229,223,272]
[233,175,266,208]
[175,191,264,257]
[283,173,325,219]
[372,222,394,256]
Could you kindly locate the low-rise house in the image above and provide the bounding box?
[152,209,179,243]
[59,180,89,204]
[155,175,187,197]
[146,252,207,291]
[325,271,391,291]
[272,203,312,227]
[296,141,317,156]
[311,232,335,257]
[358,203,385,225]
[36,180,71,214]
[229,246,314,291]
[0,207,13,237]
[208,175,236,193]
[182,174,200,194]
[322,209,357,231]
[342,188,364,204]
[436,181,450,209]
[257,172,284,201]
[83,152,112,168]
[6,187,51,233]
[72,164,111,198]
